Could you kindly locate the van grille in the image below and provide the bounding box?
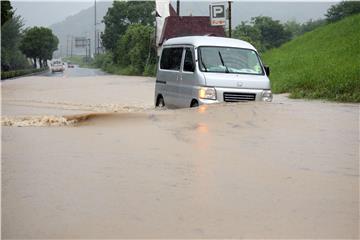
[223,92,256,102]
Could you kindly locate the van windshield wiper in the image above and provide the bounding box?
[199,51,208,72]
[218,51,229,73]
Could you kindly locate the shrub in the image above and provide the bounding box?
[1,67,47,80]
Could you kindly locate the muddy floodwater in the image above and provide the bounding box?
[1,69,359,238]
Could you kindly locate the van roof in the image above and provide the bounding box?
[163,36,256,51]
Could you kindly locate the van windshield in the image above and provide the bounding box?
[198,47,264,75]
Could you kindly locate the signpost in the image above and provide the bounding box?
[75,37,88,48]
[75,37,91,61]
[209,3,226,26]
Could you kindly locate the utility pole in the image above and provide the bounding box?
[97,31,101,54]
[177,0,180,16]
[70,36,73,57]
[228,1,232,38]
[94,0,97,55]
[66,35,69,57]
[88,38,91,60]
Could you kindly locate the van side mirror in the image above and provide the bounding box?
[264,66,270,76]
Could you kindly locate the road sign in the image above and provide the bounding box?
[75,37,88,48]
[210,3,226,26]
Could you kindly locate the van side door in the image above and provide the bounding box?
[179,47,196,107]
[158,47,183,108]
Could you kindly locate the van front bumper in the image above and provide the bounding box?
[198,87,272,105]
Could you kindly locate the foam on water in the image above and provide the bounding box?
[1,115,76,127]
[1,99,155,127]
[3,98,152,113]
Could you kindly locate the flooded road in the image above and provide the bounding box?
[1,67,359,238]
[39,65,108,78]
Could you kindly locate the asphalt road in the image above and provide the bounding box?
[41,65,107,77]
[1,67,359,239]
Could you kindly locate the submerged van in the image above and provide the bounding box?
[154,36,272,108]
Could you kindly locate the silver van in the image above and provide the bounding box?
[154,36,272,108]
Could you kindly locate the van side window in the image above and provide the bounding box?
[183,48,195,72]
[160,47,183,71]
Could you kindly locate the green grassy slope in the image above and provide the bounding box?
[262,14,360,102]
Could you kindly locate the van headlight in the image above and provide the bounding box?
[261,90,273,102]
[199,87,216,100]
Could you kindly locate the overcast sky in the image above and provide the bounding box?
[11,1,94,27]
[11,0,339,28]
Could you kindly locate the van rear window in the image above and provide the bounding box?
[160,47,183,71]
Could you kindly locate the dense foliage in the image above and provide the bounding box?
[20,27,59,68]
[99,1,156,76]
[1,67,47,80]
[1,1,31,72]
[283,19,326,38]
[1,0,13,26]
[114,24,156,74]
[262,14,360,102]
[1,0,59,75]
[102,1,155,51]
[325,1,360,22]
[232,16,327,52]
[1,15,29,71]
[233,16,292,52]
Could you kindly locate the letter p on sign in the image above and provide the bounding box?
[213,5,224,18]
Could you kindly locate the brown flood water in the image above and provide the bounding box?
[1,73,359,238]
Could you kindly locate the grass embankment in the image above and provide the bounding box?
[1,67,48,80]
[262,14,360,102]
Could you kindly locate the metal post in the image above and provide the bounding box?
[228,1,232,38]
[66,35,69,57]
[97,31,100,54]
[94,0,97,55]
[88,38,91,60]
[70,36,73,57]
[177,0,180,16]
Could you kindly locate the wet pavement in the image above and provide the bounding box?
[39,65,107,77]
[1,67,359,238]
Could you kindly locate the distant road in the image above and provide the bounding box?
[41,65,108,77]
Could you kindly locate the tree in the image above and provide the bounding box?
[252,16,292,50]
[233,21,263,52]
[114,24,155,74]
[1,14,29,71]
[1,0,13,26]
[299,19,326,35]
[326,1,360,23]
[233,16,292,52]
[102,1,155,51]
[20,27,59,68]
[283,20,302,38]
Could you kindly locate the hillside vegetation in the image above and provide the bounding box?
[262,14,360,102]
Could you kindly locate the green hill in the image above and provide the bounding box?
[262,14,360,102]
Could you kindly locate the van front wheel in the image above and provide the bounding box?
[190,100,199,108]
[156,96,165,108]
